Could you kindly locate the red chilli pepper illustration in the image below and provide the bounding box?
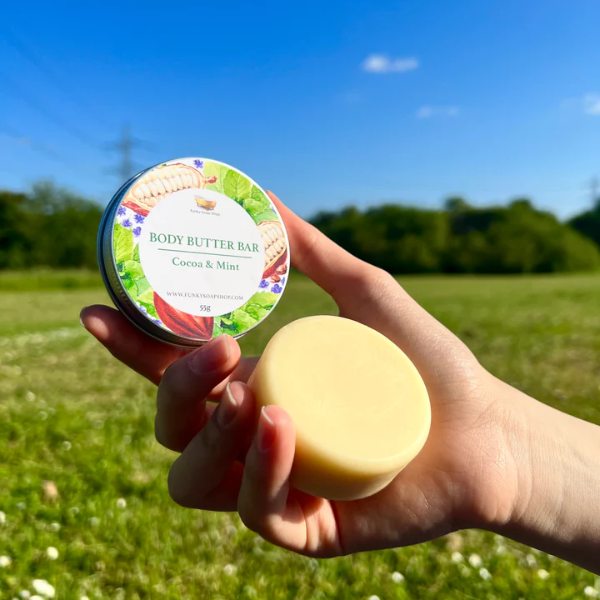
[154,293,214,340]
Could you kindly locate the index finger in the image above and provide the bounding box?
[268,192,380,304]
[81,305,187,385]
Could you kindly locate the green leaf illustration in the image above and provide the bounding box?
[137,289,155,305]
[134,276,152,298]
[229,308,258,332]
[243,196,271,218]
[138,300,158,320]
[224,170,251,203]
[251,185,270,205]
[245,291,278,308]
[252,209,279,225]
[122,260,144,282]
[114,224,134,263]
[121,275,136,294]
[211,321,224,339]
[223,292,277,334]
[203,162,228,194]
[133,244,140,262]
[244,304,271,322]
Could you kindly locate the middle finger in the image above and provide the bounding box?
[156,335,241,452]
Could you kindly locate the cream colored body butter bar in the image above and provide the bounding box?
[248,315,431,501]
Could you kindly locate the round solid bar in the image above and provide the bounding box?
[248,315,431,501]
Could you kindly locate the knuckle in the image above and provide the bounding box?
[154,416,187,453]
[237,496,262,533]
[167,461,193,508]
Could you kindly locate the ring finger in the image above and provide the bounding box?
[155,335,241,452]
[168,381,256,511]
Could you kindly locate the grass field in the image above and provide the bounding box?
[1,271,600,599]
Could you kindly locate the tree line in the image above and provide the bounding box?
[1,181,599,274]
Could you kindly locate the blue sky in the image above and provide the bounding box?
[1,0,599,219]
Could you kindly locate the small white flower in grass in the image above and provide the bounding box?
[32,579,55,598]
[0,555,12,567]
[49,522,60,532]
[496,544,506,555]
[368,596,381,600]
[116,498,127,509]
[479,568,492,580]
[30,596,44,600]
[89,517,100,527]
[17,502,26,510]
[460,565,471,577]
[223,564,237,576]
[62,441,71,451]
[80,596,90,600]
[38,411,48,421]
[391,571,404,583]
[537,569,549,580]
[25,391,36,401]
[69,506,79,515]
[46,546,59,560]
[468,554,482,568]
[451,552,464,563]
[526,553,537,567]
[19,592,31,599]
[585,587,600,598]
[0,510,5,524]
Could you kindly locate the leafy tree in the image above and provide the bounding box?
[0,181,103,270]
[569,206,600,248]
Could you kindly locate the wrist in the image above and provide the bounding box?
[484,378,600,573]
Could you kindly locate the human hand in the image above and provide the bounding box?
[80,193,561,562]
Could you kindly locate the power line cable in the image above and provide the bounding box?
[0,70,104,151]
[3,30,110,127]
[0,121,67,163]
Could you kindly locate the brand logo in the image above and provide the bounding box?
[194,195,217,211]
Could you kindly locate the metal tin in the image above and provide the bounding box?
[98,157,290,347]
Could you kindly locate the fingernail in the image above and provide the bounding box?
[257,406,276,453]
[191,335,231,373]
[217,383,239,429]
[79,308,88,329]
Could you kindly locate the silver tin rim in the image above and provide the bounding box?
[98,167,206,348]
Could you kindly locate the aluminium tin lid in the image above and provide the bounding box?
[98,157,290,347]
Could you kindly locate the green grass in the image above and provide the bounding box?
[0,270,103,292]
[1,273,600,599]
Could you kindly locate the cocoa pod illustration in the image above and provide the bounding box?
[122,163,217,217]
[259,220,288,279]
[153,293,214,340]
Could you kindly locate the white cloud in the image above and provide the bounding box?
[584,94,600,115]
[417,105,460,118]
[362,54,419,74]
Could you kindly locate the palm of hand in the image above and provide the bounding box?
[235,278,517,557]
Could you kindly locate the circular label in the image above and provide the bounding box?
[110,158,290,342]
[139,189,265,317]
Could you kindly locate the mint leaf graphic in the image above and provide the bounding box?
[203,161,228,194]
[252,209,279,225]
[114,223,134,263]
[243,196,271,218]
[224,169,251,203]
